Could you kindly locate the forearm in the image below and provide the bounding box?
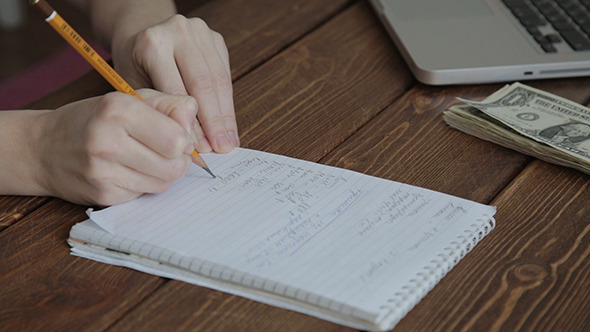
[0,111,49,196]
[89,0,177,51]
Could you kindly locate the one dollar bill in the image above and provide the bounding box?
[443,82,590,175]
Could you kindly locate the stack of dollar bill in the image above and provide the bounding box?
[443,82,590,175]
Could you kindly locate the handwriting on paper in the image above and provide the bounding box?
[202,156,365,270]
[244,188,362,270]
[358,202,469,283]
[356,189,431,236]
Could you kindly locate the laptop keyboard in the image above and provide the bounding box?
[501,0,590,52]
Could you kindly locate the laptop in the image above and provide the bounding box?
[369,0,590,85]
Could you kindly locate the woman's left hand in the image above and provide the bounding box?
[111,14,239,153]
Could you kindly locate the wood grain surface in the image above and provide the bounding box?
[1,0,589,331]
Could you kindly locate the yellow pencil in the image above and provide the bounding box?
[29,0,215,178]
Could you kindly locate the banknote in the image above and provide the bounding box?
[443,82,590,175]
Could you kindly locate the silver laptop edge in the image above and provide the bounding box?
[369,0,590,85]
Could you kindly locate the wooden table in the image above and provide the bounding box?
[2,1,590,330]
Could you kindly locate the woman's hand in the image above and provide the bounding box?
[110,14,239,154]
[32,90,198,206]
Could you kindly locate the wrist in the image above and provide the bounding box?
[90,0,177,52]
[0,110,52,196]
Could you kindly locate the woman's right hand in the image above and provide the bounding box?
[30,89,198,206]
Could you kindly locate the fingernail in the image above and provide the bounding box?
[228,131,240,147]
[214,133,234,152]
[195,135,212,153]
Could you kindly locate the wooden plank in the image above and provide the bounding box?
[109,1,413,330]
[321,83,530,202]
[174,0,211,16]
[195,0,353,79]
[0,196,49,231]
[320,75,590,202]
[0,199,167,330]
[394,161,590,331]
[232,1,414,159]
[528,77,590,105]
[110,280,356,332]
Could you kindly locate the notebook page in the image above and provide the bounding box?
[89,148,496,320]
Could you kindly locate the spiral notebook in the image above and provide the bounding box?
[68,148,496,331]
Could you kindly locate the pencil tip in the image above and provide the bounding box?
[204,167,216,178]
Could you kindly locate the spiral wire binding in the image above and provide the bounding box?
[378,215,496,328]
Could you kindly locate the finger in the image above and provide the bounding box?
[198,27,239,147]
[174,21,235,152]
[210,32,240,147]
[117,136,192,184]
[135,28,189,96]
[139,89,198,136]
[212,31,231,77]
[83,158,172,207]
[113,165,175,195]
[98,165,173,206]
[94,94,193,182]
[121,96,191,159]
[192,118,212,153]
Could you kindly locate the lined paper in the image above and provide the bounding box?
[88,148,496,319]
